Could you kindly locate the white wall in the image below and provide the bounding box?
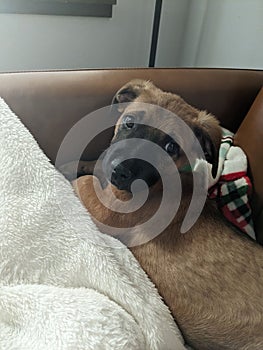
[0,0,262,71]
[0,0,155,71]
[155,0,190,67]
[178,0,208,67]
[179,0,263,69]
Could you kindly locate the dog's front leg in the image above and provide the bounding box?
[72,175,116,230]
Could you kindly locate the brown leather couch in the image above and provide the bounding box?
[0,68,262,243]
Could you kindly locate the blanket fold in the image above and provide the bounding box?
[0,98,186,350]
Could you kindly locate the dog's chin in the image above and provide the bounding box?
[110,178,132,192]
[109,175,160,193]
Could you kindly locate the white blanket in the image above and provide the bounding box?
[0,98,186,350]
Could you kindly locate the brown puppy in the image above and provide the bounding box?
[69,80,263,349]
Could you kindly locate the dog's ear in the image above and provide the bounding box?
[112,79,155,113]
[193,112,222,178]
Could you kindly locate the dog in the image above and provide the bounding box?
[62,80,263,349]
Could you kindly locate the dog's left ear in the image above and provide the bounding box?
[193,112,222,178]
[111,79,156,113]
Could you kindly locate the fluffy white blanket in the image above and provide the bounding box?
[0,98,186,350]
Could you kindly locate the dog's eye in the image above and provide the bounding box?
[123,115,135,129]
[164,141,179,155]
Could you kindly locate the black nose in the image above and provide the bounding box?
[111,161,134,190]
[112,163,132,180]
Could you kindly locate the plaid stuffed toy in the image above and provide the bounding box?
[208,128,255,240]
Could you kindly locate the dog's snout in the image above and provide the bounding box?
[110,160,134,191]
[103,155,161,192]
[110,158,122,171]
[112,162,133,181]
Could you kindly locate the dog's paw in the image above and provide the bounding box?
[58,160,93,181]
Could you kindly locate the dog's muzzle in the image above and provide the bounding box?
[103,156,160,192]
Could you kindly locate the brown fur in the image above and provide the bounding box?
[68,80,263,349]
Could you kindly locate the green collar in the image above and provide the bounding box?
[179,163,192,173]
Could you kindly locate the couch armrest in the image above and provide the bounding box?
[235,87,263,243]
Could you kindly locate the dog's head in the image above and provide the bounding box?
[103,79,222,192]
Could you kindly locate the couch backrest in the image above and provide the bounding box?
[0,68,262,241]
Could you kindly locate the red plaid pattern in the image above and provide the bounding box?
[208,128,255,240]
